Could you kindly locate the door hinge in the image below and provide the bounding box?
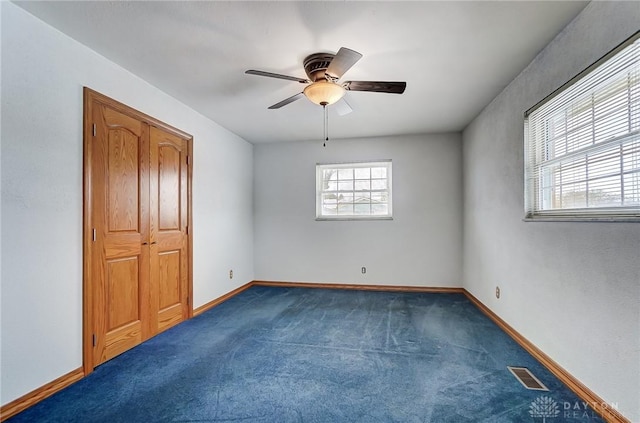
[186,156,190,165]
[185,226,188,235]
[92,123,96,137]
[92,334,97,347]
[186,296,190,306]
[92,228,96,242]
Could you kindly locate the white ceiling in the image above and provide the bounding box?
[15,1,588,144]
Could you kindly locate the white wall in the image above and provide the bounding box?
[0,2,253,406]
[254,134,462,287]
[462,2,640,421]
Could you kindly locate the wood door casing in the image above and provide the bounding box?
[84,88,193,373]
[150,127,189,333]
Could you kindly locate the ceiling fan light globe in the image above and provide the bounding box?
[303,80,346,106]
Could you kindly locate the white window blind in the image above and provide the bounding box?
[316,161,392,220]
[524,32,640,220]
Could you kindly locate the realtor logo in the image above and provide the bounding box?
[529,395,560,422]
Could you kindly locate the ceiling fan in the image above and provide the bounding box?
[246,47,406,114]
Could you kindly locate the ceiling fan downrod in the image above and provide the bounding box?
[323,104,328,147]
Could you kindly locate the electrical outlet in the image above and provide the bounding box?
[495,286,500,299]
[361,267,366,274]
[229,270,233,279]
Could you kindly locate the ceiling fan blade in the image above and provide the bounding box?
[246,70,310,84]
[333,97,353,116]
[268,92,304,109]
[325,47,363,79]
[343,81,406,94]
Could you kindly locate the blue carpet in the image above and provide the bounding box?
[8,286,605,422]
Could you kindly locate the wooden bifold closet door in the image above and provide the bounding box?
[83,88,192,372]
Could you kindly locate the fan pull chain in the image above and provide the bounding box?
[323,104,328,147]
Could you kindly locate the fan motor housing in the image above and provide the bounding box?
[303,53,335,82]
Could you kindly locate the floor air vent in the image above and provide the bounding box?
[507,366,549,391]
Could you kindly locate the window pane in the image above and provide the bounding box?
[338,180,353,191]
[371,179,387,190]
[559,159,586,186]
[565,116,592,154]
[322,169,337,191]
[371,192,388,203]
[588,150,619,179]
[324,180,337,191]
[322,193,338,205]
[322,205,337,215]
[371,167,386,178]
[354,204,370,215]
[623,140,640,171]
[623,172,640,205]
[355,168,370,179]
[338,204,354,214]
[355,180,370,191]
[338,169,353,180]
[323,169,337,181]
[561,182,587,209]
[594,72,629,144]
[372,204,388,215]
[338,193,353,204]
[354,192,370,203]
[588,175,622,207]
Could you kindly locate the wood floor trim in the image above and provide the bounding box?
[463,291,629,423]
[252,280,465,294]
[193,281,254,316]
[0,367,84,422]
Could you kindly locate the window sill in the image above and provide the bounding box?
[316,216,393,221]
[523,214,640,223]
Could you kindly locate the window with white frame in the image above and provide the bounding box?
[524,32,640,221]
[316,161,392,219]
